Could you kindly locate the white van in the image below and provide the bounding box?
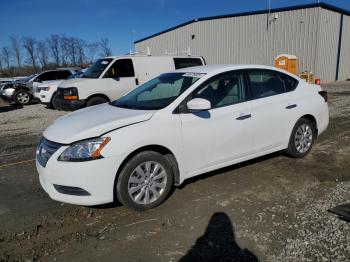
[54,55,205,110]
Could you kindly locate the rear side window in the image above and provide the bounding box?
[174,58,203,69]
[37,71,56,81]
[279,73,299,92]
[247,70,285,99]
[55,70,72,80]
[105,59,135,78]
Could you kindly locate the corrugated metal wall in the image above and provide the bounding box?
[136,7,345,81]
[339,15,350,80]
[315,8,340,81]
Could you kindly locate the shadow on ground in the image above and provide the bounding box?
[180,212,258,262]
[0,104,23,113]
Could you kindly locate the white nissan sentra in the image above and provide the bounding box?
[36,65,329,211]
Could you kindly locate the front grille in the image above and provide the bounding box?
[36,138,62,167]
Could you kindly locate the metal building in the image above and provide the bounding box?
[135,3,350,82]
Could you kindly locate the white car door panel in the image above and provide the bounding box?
[180,101,253,176]
[247,69,299,153]
[180,70,254,177]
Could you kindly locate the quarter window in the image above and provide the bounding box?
[105,59,135,78]
[174,58,203,69]
[247,70,285,99]
[192,71,246,109]
[279,73,299,92]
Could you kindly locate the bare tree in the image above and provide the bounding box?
[0,54,3,71]
[22,36,37,69]
[37,41,49,69]
[99,37,112,57]
[2,46,11,70]
[48,34,60,66]
[75,38,86,66]
[86,42,99,64]
[59,35,70,66]
[9,35,22,69]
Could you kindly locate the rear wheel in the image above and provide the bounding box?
[116,151,173,211]
[285,118,315,158]
[14,90,32,105]
[86,96,108,107]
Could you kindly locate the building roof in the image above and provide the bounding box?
[135,2,350,44]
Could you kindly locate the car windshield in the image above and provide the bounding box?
[67,71,83,79]
[111,73,202,110]
[20,74,38,82]
[82,59,113,78]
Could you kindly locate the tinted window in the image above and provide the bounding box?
[37,72,56,81]
[55,70,72,80]
[279,73,299,92]
[247,70,285,99]
[105,59,135,78]
[192,71,246,109]
[174,58,203,69]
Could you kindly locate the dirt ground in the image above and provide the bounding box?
[0,82,350,262]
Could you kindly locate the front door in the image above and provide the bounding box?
[180,70,254,178]
[105,58,137,100]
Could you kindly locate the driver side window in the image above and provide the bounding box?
[192,71,246,109]
[105,59,135,78]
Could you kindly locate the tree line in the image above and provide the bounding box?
[0,35,113,77]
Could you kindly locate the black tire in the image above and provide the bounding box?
[50,92,59,109]
[116,151,174,211]
[14,90,32,105]
[285,118,316,158]
[86,96,108,107]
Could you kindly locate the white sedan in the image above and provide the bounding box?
[36,65,329,211]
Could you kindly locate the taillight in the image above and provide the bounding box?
[318,91,328,102]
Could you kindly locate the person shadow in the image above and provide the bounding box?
[180,212,258,262]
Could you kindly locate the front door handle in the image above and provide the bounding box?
[286,104,297,109]
[236,114,251,120]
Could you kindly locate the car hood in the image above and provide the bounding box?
[59,78,95,88]
[44,103,155,144]
[38,80,62,87]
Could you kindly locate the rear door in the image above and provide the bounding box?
[246,69,298,153]
[104,58,136,100]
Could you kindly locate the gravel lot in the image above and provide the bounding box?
[0,82,350,261]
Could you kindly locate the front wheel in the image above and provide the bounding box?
[86,96,108,107]
[285,118,315,158]
[116,151,173,211]
[14,90,32,105]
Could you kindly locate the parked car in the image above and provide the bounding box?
[0,82,16,102]
[54,55,205,111]
[36,64,329,211]
[34,69,86,109]
[12,69,77,105]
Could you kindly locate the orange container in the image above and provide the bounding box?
[274,54,298,75]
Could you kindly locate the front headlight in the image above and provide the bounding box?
[41,86,51,91]
[58,137,110,162]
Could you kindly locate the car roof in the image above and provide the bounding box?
[174,64,299,78]
[104,55,203,59]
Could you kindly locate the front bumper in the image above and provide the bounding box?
[55,97,85,111]
[35,91,51,103]
[36,147,120,206]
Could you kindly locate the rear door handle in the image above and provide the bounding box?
[286,104,297,109]
[236,114,251,120]
[135,78,139,85]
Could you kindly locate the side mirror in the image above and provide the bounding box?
[187,98,211,112]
